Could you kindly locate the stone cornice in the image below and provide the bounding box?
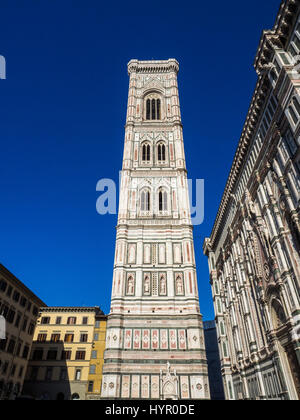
[128,59,179,75]
[40,306,104,314]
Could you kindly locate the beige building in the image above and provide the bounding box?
[204,0,300,400]
[0,263,46,400]
[86,312,107,399]
[23,306,104,400]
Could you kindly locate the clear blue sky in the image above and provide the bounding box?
[0,0,281,320]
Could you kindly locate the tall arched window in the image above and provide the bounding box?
[158,189,168,211]
[145,94,161,120]
[142,143,151,162]
[141,190,150,212]
[146,99,151,120]
[157,142,166,162]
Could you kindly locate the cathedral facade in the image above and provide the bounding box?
[101,59,209,400]
[204,0,300,400]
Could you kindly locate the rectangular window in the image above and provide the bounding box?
[89,365,96,374]
[0,339,7,351]
[64,334,74,343]
[13,291,20,303]
[56,317,62,325]
[88,381,94,392]
[50,334,60,343]
[82,317,88,325]
[7,309,16,324]
[22,318,28,332]
[20,296,27,307]
[0,304,9,318]
[80,334,88,343]
[22,345,30,359]
[61,350,72,360]
[7,338,16,354]
[37,333,47,342]
[6,286,12,297]
[41,317,50,325]
[91,350,97,359]
[67,317,77,325]
[0,280,7,292]
[75,351,86,360]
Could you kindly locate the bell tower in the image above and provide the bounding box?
[101,59,210,400]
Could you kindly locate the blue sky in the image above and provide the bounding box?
[0,0,281,320]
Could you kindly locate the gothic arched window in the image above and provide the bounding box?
[142,143,151,162]
[158,189,168,211]
[146,99,151,120]
[145,94,161,120]
[157,142,166,162]
[141,190,150,212]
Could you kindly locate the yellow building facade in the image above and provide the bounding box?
[86,313,107,399]
[23,306,105,400]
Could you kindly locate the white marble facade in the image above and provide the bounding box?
[204,1,300,401]
[101,59,209,400]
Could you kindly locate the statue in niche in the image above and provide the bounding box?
[160,276,166,295]
[127,276,134,295]
[176,276,183,295]
[144,276,150,294]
